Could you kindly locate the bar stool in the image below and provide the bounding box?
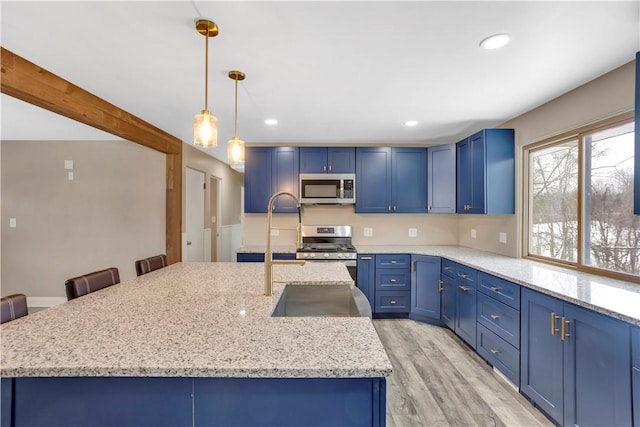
[1,294,28,324]
[65,268,120,301]
[134,254,167,277]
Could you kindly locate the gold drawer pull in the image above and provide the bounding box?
[438,280,444,292]
[458,285,470,292]
[490,314,500,320]
[490,349,500,355]
[390,300,397,305]
[551,312,559,336]
[391,260,397,264]
[444,266,452,271]
[490,286,501,292]
[360,256,372,260]
[390,279,397,283]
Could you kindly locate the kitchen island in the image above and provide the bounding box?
[0,262,392,427]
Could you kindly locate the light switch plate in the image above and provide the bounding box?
[499,232,507,244]
[471,229,477,239]
[9,218,16,228]
[64,160,74,170]
[363,227,373,237]
[408,228,417,237]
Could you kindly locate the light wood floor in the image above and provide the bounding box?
[373,319,553,427]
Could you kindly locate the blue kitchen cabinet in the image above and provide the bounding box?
[456,128,514,214]
[244,147,299,213]
[356,254,376,309]
[356,147,427,213]
[374,254,411,314]
[409,255,442,323]
[633,327,639,427]
[521,288,632,426]
[299,147,355,173]
[427,144,456,213]
[237,253,296,262]
[635,51,639,215]
[441,259,477,348]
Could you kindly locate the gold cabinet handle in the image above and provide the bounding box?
[551,312,559,336]
[390,278,397,283]
[323,165,327,171]
[390,300,397,305]
[444,266,452,271]
[561,317,571,341]
[458,285,470,292]
[490,286,501,292]
[438,280,444,292]
[428,205,432,211]
[388,205,392,211]
[490,314,500,320]
[460,273,470,279]
[360,256,373,260]
[391,260,397,264]
[490,349,499,355]
[328,165,332,172]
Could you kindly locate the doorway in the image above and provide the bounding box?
[185,167,205,262]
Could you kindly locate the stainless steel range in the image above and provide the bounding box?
[296,225,357,280]
[296,225,357,261]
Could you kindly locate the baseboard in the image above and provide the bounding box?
[27,297,66,308]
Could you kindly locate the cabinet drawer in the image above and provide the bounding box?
[375,291,410,313]
[375,269,410,291]
[455,263,476,285]
[477,323,520,387]
[441,259,458,278]
[478,272,520,309]
[477,293,520,349]
[376,254,410,269]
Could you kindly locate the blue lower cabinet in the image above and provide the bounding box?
[476,324,519,387]
[476,292,520,348]
[356,254,376,309]
[440,274,456,330]
[409,255,441,322]
[3,376,387,427]
[237,253,295,262]
[455,279,477,349]
[375,290,410,313]
[521,288,632,426]
[633,327,639,427]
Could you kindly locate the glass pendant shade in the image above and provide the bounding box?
[194,110,218,147]
[227,137,245,165]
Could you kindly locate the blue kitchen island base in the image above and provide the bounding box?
[1,376,386,427]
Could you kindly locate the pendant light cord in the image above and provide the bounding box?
[204,26,209,111]
[234,77,239,138]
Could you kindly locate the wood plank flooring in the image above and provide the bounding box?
[373,319,553,427]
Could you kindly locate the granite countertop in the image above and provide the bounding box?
[237,244,640,326]
[0,262,393,378]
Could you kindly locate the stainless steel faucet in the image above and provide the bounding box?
[265,191,305,296]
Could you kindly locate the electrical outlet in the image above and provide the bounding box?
[64,160,74,170]
[471,229,477,239]
[270,229,279,237]
[408,228,417,237]
[363,227,373,237]
[9,218,16,228]
[68,171,74,181]
[499,232,507,244]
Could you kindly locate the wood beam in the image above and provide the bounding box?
[1,47,183,263]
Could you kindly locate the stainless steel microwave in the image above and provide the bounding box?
[299,173,356,204]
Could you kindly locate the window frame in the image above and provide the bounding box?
[522,111,638,284]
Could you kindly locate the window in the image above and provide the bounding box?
[525,114,639,281]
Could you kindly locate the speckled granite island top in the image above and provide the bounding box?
[0,262,393,378]
[237,245,640,326]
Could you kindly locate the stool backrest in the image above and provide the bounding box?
[1,294,28,324]
[65,268,120,301]
[135,254,167,277]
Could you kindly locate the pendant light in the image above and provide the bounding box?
[193,19,219,148]
[227,70,246,165]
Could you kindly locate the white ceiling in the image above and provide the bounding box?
[1,1,638,166]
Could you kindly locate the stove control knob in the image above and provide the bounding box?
[324,253,330,258]
[302,253,308,258]
[310,253,316,258]
[338,253,344,259]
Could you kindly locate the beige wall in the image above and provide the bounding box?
[1,140,166,302]
[182,143,243,229]
[460,60,635,257]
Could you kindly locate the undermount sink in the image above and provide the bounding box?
[271,284,372,318]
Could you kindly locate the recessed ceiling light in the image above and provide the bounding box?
[479,33,511,50]
[264,119,278,125]
[405,120,418,127]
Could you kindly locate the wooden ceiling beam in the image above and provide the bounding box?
[0,47,182,154]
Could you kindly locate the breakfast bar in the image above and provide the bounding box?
[0,262,392,427]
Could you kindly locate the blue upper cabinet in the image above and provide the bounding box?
[456,128,515,214]
[634,51,639,215]
[427,144,456,213]
[356,147,427,213]
[244,147,299,213]
[356,147,392,213]
[299,147,355,173]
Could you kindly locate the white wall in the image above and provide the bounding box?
[1,140,166,304]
